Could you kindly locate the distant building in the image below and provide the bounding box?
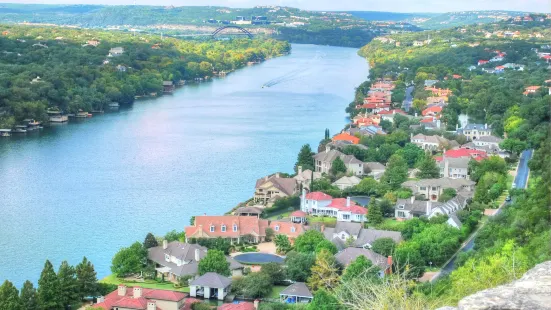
[456,123,493,141]
[254,173,297,204]
[94,284,188,310]
[402,178,475,202]
[332,175,362,190]
[300,191,367,222]
[322,221,402,250]
[108,47,124,57]
[313,148,364,176]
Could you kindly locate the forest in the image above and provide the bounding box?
[0,25,290,128]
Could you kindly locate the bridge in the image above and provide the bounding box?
[212,26,253,39]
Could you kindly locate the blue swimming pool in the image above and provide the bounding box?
[233,253,285,264]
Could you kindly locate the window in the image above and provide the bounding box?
[398,205,405,209]
[233,224,238,232]
[210,225,215,232]
[431,187,437,191]
[397,211,406,218]
[341,234,346,240]
[275,225,280,231]
[342,214,350,220]
[221,225,226,232]
[291,227,296,233]
[420,186,427,190]
[164,254,170,262]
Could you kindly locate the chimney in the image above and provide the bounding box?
[410,132,413,140]
[415,112,418,117]
[410,196,415,204]
[133,287,142,298]
[275,172,280,178]
[484,123,488,129]
[320,224,325,232]
[346,197,351,207]
[264,176,268,181]
[97,296,105,303]
[426,201,432,215]
[195,248,201,262]
[298,166,303,175]
[387,256,393,274]
[117,285,127,296]
[147,301,157,310]
[162,240,168,249]
[456,123,459,130]
[325,145,330,153]
[436,119,441,129]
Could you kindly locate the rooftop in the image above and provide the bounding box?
[335,247,389,269]
[280,282,313,298]
[190,272,231,288]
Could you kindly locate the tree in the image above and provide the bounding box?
[242,273,272,298]
[20,281,39,310]
[380,154,408,190]
[38,260,62,310]
[371,238,396,257]
[76,257,98,299]
[274,235,292,254]
[500,138,528,155]
[395,143,425,168]
[413,98,427,111]
[260,263,285,285]
[308,289,341,310]
[354,177,379,196]
[58,261,79,307]
[367,199,383,225]
[198,250,230,276]
[284,251,315,282]
[307,249,340,292]
[0,280,22,310]
[143,233,158,249]
[394,242,425,279]
[295,144,315,172]
[164,230,185,242]
[438,188,457,202]
[341,255,380,282]
[416,153,440,178]
[265,227,275,242]
[330,157,347,175]
[315,239,338,255]
[294,230,325,253]
[111,242,148,277]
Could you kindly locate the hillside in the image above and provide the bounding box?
[407,10,534,29]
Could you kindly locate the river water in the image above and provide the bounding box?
[0,44,369,286]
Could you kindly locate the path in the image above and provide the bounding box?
[402,85,414,112]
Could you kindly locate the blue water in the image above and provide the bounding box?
[233,253,285,264]
[0,44,369,286]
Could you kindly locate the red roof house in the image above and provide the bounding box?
[444,148,487,161]
[478,60,489,65]
[185,216,269,243]
[95,285,188,310]
[422,106,443,116]
[332,132,360,144]
[218,302,256,310]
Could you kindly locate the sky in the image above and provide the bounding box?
[0,0,548,13]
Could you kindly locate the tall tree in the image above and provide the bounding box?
[198,250,230,276]
[20,281,39,310]
[274,234,292,254]
[416,153,440,178]
[308,288,341,310]
[295,144,315,172]
[111,242,148,277]
[284,251,316,282]
[330,157,347,175]
[307,249,340,292]
[143,232,159,249]
[371,238,396,257]
[315,239,338,255]
[341,255,380,282]
[58,261,79,307]
[0,280,22,310]
[380,154,408,189]
[294,230,326,253]
[367,199,383,225]
[76,257,98,299]
[38,260,62,310]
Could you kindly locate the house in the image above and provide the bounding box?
[300,191,367,222]
[322,221,402,250]
[437,157,470,179]
[378,109,408,123]
[395,195,469,220]
[468,65,477,71]
[163,81,175,93]
[523,86,541,95]
[420,118,442,130]
[443,147,488,161]
[332,175,361,190]
[313,148,364,176]
[364,162,386,180]
[218,301,257,310]
[290,210,307,224]
[108,47,124,56]
[185,216,269,244]
[402,178,475,202]
[293,166,321,191]
[425,87,452,97]
[116,65,127,72]
[422,106,443,117]
[424,80,439,87]
[413,40,424,47]
[269,220,307,238]
[189,272,231,301]
[461,136,507,157]
[233,206,263,217]
[332,132,360,145]
[446,213,462,229]
[349,125,386,137]
[411,134,453,151]
[326,140,368,151]
[334,248,391,276]
[426,96,448,105]
[478,60,489,66]
[95,285,188,310]
[30,76,42,84]
[148,241,244,281]
[490,56,504,62]
[254,173,297,204]
[456,123,493,141]
[452,74,462,79]
[279,282,313,304]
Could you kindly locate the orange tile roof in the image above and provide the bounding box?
[332,132,360,144]
[270,221,307,238]
[422,106,443,116]
[185,216,269,239]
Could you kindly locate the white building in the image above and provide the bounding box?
[300,190,366,222]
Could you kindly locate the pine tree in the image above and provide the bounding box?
[330,157,347,175]
[75,257,98,299]
[295,144,315,172]
[37,260,62,310]
[416,153,440,179]
[380,154,408,189]
[0,280,22,310]
[20,281,39,310]
[367,199,383,225]
[58,261,79,307]
[143,232,159,249]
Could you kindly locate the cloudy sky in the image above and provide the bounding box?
[1,0,548,13]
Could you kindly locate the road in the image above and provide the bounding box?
[435,149,534,279]
[402,86,414,112]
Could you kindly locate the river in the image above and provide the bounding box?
[0,44,369,286]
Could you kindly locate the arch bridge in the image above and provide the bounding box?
[212,26,253,39]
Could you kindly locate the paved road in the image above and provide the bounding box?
[402,86,414,112]
[435,149,533,278]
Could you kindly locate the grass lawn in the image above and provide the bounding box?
[307,216,337,226]
[374,218,405,231]
[267,211,291,220]
[100,274,189,292]
[268,285,287,299]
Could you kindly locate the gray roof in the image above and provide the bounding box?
[334,221,363,236]
[402,178,475,190]
[148,242,242,277]
[424,80,439,87]
[314,149,363,165]
[412,134,448,145]
[474,135,503,143]
[396,198,434,214]
[323,223,402,250]
[460,123,492,131]
[448,213,462,228]
[280,282,313,298]
[255,174,297,196]
[190,272,232,288]
[327,140,368,150]
[332,176,361,187]
[438,157,470,169]
[335,248,389,270]
[355,228,403,247]
[234,206,262,215]
[365,162,386,171]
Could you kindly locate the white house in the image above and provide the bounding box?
[300,190,366,222]
[313,148,364,176]
[438,157,470,179]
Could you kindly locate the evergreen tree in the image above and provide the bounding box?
[308,288,341,310]
[325,128,330,140]
[341,255,380,282]
[37,260,62,310]
[295,144,315,172]
[58,261,79,307]
[307,249,340,292]
[330,157,347,175]
[20,281,39,310]
[143,232,158,249]
[367,199,383,225]
[75,257,98,299]
[0,280,22,310]
[380,154,408,189]
[416,153,440,179]
[198,250,230,276]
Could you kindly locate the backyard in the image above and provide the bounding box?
[100,274,190,292]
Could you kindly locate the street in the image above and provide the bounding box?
[402,85,414,111]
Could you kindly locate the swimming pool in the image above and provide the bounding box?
[233,253,285,264]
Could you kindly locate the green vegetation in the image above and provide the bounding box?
[100,274,189,292]
[198,249,230,276]
[111,242,148,277]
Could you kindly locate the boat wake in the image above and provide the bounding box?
[262,51,325,88]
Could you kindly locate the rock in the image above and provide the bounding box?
[442,261,551,310]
